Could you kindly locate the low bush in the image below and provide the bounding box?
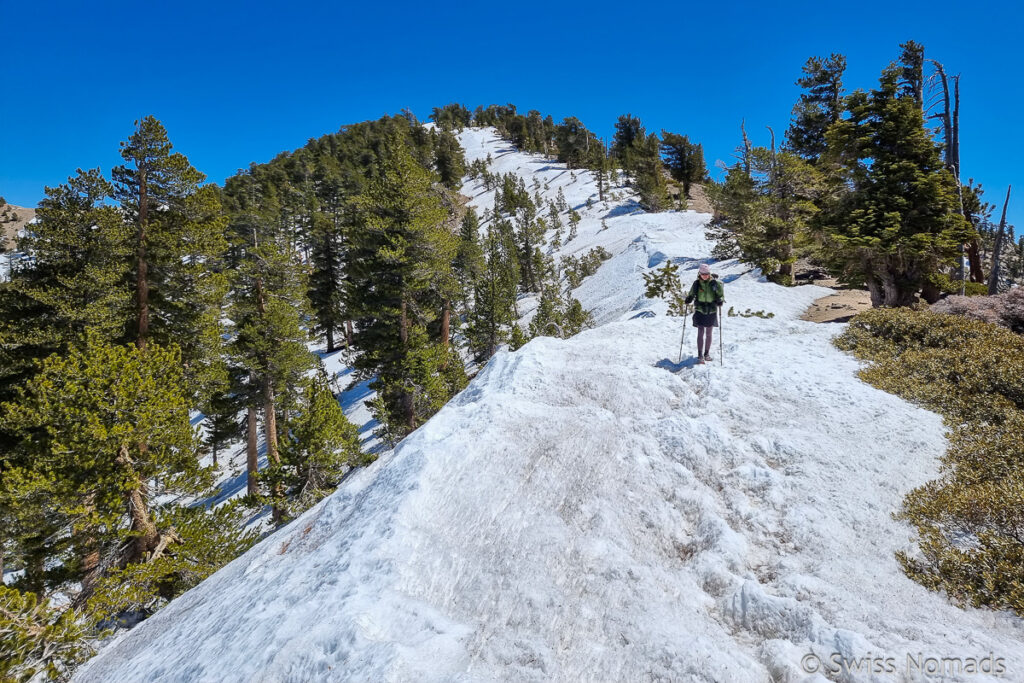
[835,307,1024,615]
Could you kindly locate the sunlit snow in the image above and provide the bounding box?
[75,128,1024,683]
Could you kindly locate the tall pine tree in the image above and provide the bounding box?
[347,132,462,437]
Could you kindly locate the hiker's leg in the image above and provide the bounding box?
[696,326,705,357]
[703,325,714,355]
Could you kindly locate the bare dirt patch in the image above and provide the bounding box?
[793,258,873,323]
[802,289,873,323]
[2,204,35,250]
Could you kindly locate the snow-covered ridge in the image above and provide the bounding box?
[76,128,1024,682]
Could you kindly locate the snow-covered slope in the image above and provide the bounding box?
[76,129,1024,682]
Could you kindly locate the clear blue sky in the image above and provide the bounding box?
[1,0,1020,229]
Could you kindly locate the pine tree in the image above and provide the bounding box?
[708,146,822,285]
[112,116,229,404]
[1,332,204,584]
[433,129,467,190]
[527,283,593,340]
[0,585,94,681]
[555,117,599,169]
[204,386,242,467]
[271,371,363,518]
[634,134,670,212]
[453,207,485,312]
[0,170,132,401]
[660,132,708,196]
[347,132,461,436]
[568,209,581,241]
[611,113,646,175]
[84,500,257,623]
[225,168,316,515]
[515,204,546,293]
[308,209,347,353]
[466,218,519,360]
[784,53,847,162]
[823,60,974,306]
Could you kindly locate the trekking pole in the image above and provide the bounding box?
[677,303,688,363]
[718,304,724,366]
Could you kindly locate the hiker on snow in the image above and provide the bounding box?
[685,263,724,364]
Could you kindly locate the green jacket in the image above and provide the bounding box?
[685,277,724,314]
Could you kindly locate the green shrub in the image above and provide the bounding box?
[0,586,95,682]
[835,308,1024,615]
[86,503,258,624]
[927,271,988,296]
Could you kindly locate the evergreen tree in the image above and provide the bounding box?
[0,585,94,682]
[898,40,925,108]
[634,134,670,212]
[271,372,364,518]
[708,146,823,284]
[308,208,347,353]
[0,170,132,416]
[466,218,519,360]
[453,207,485,312]
[660,132,708,196]
[823,60,974,306]
[514,204,546,293]
[204,386,242,467]
[527,284,593,340]
[784,53,847,162]
[567,209,581,241]
[229,180,315,515]
[1,333,204,587]
[429,103,472,131]
[555,117,600,169]
[84,501,257,623]
[112,116,229,404]
[611,113,646,174]
[347,133,461,436]
[433,129,467,190]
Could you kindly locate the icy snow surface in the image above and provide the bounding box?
[76,128,1024,682]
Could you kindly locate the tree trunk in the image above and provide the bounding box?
[967,239,985,283]
[400,298,415,430]
[440,299,451,349]
[263,378,278,465]
[345,320,354,350]
[740,120,752,177]
[988,185,1012,294]
[929,61,975,286]
[117,444,158,565]
[326,328,335,354]
[246,406,258,496]
[136,163,149,350]
[921,280,942,304]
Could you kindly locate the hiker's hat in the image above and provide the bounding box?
[698,263,711,275]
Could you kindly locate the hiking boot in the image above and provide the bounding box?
[704,353,712,362]
[696,357,705,365]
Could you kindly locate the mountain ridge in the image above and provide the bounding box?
[74,128,1024,682]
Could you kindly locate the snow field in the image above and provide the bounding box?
[76,128,1024,682]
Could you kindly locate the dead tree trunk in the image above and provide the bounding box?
[740,120,752,177]
[928,60,978,285]
[988,185,1012,294]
